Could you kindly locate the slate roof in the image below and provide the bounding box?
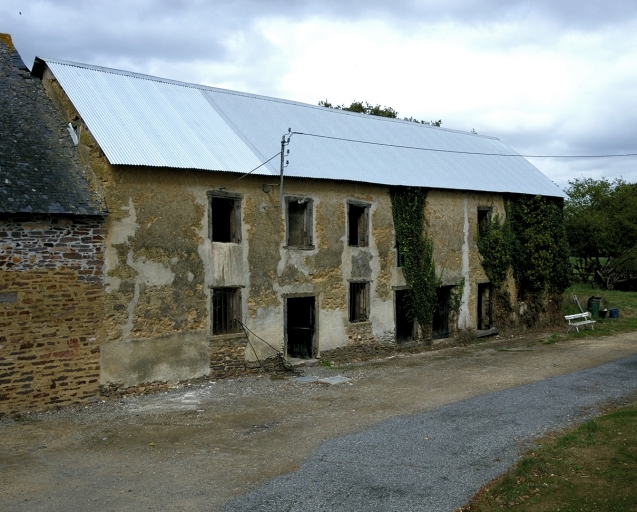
[34,57,565,198]
[0,34,106,215]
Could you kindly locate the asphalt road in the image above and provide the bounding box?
[225,354,637,512]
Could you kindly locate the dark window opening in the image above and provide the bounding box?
[348,203,369,246]
[477,207,492,237]
[287,197,313,248]
[432,286,453,340]
[477,283,493,330]
[209,194,241,243]
[212,288,241,335]
[349,282,369,322]
[395,289,415,343]
[395,239,406,268]
[286,296,316,359]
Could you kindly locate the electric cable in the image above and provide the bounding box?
[289,131,637,159]
[221,151,281,188]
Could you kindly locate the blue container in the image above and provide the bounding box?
[609,308,620,319]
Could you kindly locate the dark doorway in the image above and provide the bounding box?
[395,289,415,343]
[286,296,316,359]
[432,286,452,340]
[477,283,493,330]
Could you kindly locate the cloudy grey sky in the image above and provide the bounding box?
[2,0,637,189]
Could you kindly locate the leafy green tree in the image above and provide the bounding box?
[564,178,637,289]
[318,99,441,125]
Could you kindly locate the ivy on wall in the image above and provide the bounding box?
[477,213,511,289]
[477,212,514,327]
[390,187,438,340]
[506,195,571,298]
[478,195,571,327]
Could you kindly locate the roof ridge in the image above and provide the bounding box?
[36,57,497,141]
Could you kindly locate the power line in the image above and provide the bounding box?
[290,131,637,159]
[221,151,281,188]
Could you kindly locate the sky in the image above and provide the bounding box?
[2,0,637,190]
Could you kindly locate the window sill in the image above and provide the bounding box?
[209,332,245,341]
[285,245,315,251]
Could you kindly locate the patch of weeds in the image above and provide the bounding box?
[458,404,637,511]
[455,329,478,345]
[319,359,350,370]
[13,414,40,424]
[269,375,287,381]
[543,333,564,345]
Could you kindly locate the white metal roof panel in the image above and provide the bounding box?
[203,89,564,197]
[44,60,263,172]
[40,58,564,197]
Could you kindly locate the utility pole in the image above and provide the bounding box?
[279,134,286,208]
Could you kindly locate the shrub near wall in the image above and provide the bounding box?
[0,215,105,415]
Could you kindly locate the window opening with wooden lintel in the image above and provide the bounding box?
[285,296,316,359]
[477,206,492,238]
[286,196,314,248]
[347,201,370,247]
[395,288,416,342]
[395,239,406,268]
[211,287,242,335]
[477,282,493,330]
[349,281,370,323]
[208,191,242,243]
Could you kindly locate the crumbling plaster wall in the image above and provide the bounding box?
[39,74,401,384]
[243,179,398,357]
[41,72,508,389]
[426,189,506,330]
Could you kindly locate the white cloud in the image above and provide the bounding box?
[2,0,637,187]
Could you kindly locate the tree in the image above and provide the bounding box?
[318,99,441,125]
[564,178,637,289]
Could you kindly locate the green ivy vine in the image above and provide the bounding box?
[390,187,438,340]
[477,195,571,327]
[477,213,511,289]
[477,212,514,325]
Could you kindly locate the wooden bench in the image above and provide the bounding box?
[565,312,596,333]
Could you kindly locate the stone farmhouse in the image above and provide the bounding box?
[1,33,565,414]
[0,34,107,414]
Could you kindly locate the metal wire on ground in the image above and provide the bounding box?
[236,319,296,372]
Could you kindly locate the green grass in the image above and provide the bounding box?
[319,359,350,370]
[460,403,637,511]
[561,283,637,338]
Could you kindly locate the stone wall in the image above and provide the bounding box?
[321,339,432,365]
[0,215,105,415]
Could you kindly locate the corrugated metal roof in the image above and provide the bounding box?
[38,58,564,198]
[44,60,263,172]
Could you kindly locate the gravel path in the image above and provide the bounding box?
[225,353,637,512]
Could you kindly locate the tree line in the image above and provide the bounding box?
[565,178,637,289]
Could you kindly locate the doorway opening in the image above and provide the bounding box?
[395,289,416,343]
[432,286,452,340]
[286,296,316,359]
[477,283,493,330]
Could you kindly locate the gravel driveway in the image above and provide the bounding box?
[2,332,637,512]
[225,354,637,511]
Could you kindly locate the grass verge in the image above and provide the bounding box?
[458,402,637,511]
[561,283,637,338]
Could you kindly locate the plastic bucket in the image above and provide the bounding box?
[609,308,620,319]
